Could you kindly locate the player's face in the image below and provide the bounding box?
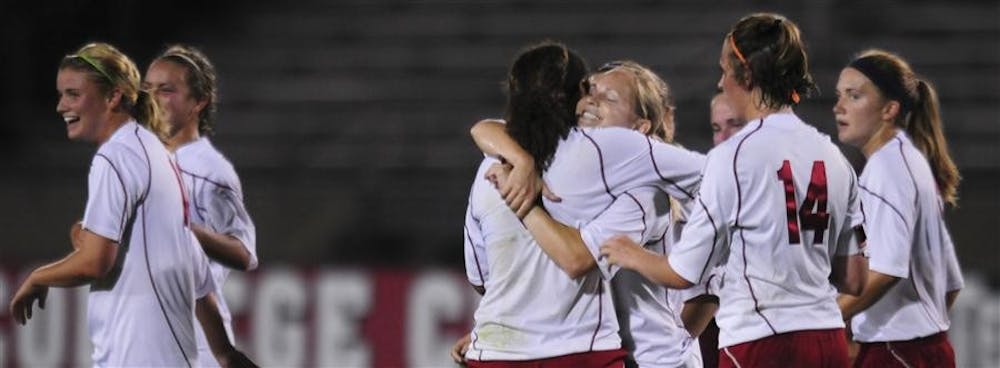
[834,67,888,148]
[143,60,203,133]
[717,41,749,118]
[710,98,745,145]
[56,68,113,143]
[576,70,642,130]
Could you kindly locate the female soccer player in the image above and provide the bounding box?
[466,60,709,367]
[9,42,253,367]
[601,13,868,367]
[144,44,259,368]
[834,49,963,368]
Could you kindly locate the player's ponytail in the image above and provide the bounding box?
[909,78,960,207]
[504,41,589,172]
[132,89,170,141]
[849,49,960,207]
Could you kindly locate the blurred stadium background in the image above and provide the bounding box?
[1,1,997,367]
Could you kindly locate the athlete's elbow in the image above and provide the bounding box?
[562,256,597,279]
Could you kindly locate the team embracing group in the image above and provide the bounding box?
[8,43,258,367]
[456,12,963,368]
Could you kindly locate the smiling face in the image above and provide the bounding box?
[834,67,891,148]
[56,68,114,143]
[575,69,643,130]
[143,59,205,135]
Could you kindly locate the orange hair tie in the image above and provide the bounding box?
[729,35,748,66]
[791,91,801,104]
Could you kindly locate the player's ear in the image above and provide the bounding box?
[635,118,652,135]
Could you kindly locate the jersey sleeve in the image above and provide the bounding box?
[581,127,705,201]
[82,150,140,243]
[464,204,489,287]
[579,189,655,279]
[668,150,734,285]
[858,163,916,279]
[203,185,259,270]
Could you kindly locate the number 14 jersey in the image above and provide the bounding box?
[669,112,864,348]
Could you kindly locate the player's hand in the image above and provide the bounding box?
[486,163,543,219]
[450,333,472,365]
[600,235,647,271]
[9,275,48,325]
[70,220,84,250]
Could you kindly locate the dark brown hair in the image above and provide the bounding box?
[726,13,818,110]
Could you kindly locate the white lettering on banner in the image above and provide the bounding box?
[73,287,92,367]
[15,286,68,367]
[253,268,307,367]
[407,271,465,368]
[317,270,372,367]
[1,267,998,368]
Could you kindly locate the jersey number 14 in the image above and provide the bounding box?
[777,160,829,244]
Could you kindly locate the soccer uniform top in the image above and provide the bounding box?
[595,187,702,367]
[668,112,864,348]
[463,156,620,361]
[174,137,258,366]
[82,121,215,367]
[851,130,964,342]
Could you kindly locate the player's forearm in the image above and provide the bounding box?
[681,294,719,337]
[831,254,868,296]
[635,254,694,289]
[196,293,237,358]
[192,224,253,271]
[470,119,533,167]
[837,270,899,320]
[523,207,596,278]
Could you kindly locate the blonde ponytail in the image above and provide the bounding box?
[908,79,960,206]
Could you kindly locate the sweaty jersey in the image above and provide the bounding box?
[852,130,964,342]
[596,187,702,367]
[668,112,864,348]
[464,157,621,361]
[82,121,214,367]
[175,137,258,367]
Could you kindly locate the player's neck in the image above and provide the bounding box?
[166,123,200,151]
[861,123,898,158]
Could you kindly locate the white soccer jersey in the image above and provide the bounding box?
[175,137,258,367]
[592,187,702,367]
[464,157,621,361]
[851,130,964,342]
[82,121,215,367]
[542,126,705,233]
[668,112,864,348]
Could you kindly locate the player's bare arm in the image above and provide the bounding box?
[518,206,596,278]
[471,119,547,216]
[600,235,694,289]
[10,228,117,324]
[831,253,868,296]
[946,290,960,311]
[197,292,258,368]
[681,294,720,337]
[837,270,900,320]
[191,224,254,271]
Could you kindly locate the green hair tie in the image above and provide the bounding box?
[75,54,113,82]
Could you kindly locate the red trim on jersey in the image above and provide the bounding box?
[732,118,777,334]
[580,129,617,200]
